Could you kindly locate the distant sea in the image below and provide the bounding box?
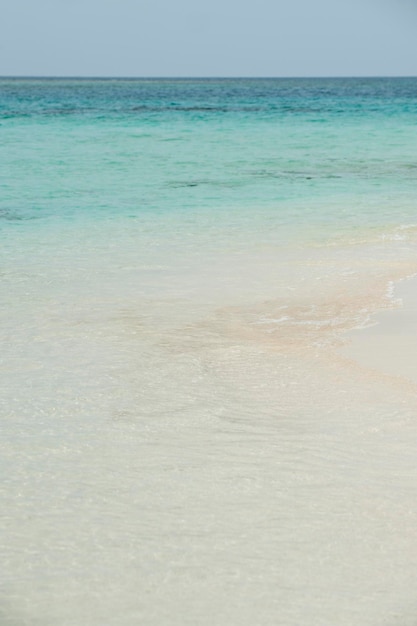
[2,77,417,626]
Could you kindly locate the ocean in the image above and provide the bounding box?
[2,77,417,625]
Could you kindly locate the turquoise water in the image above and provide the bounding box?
[2,77,417,227]
[2,78,417,626]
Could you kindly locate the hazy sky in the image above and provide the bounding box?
[1,0,416,77]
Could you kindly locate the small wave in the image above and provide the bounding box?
[253,316,290,325]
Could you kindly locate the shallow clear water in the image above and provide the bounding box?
[2,77,417,626]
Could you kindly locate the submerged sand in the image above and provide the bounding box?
[3,223,417,626]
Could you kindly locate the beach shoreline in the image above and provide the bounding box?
[340,273,417,387]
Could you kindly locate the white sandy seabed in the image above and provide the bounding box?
[2,220,417,626]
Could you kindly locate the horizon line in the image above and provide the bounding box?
[1,74,417,80]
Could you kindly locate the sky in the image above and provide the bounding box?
[1,0,416,77]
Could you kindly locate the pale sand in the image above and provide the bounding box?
[341,274,417,386]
